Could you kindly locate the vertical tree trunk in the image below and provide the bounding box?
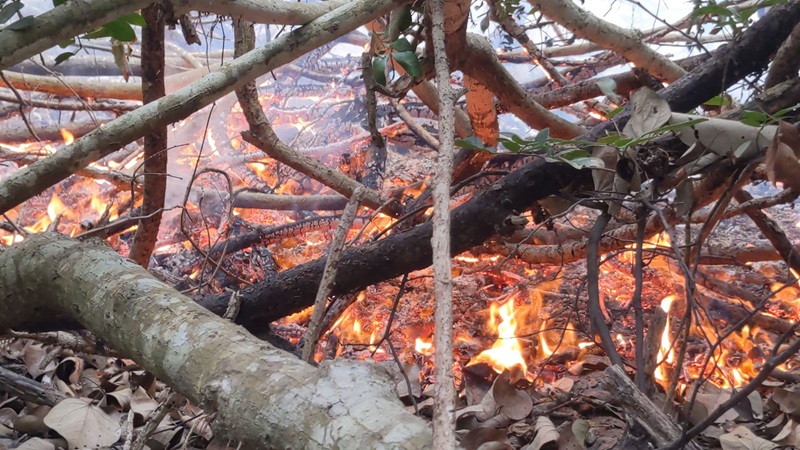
[130,3,168,267]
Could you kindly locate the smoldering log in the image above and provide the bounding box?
[197,161,588,329]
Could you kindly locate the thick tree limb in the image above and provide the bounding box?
[0,0,409,215]
[530,0,686,82]
[460,34,585,138]
[0,0,154,71]
[178,0,349,25]
[0,233,432,449]
[197,161,585,328]
[765,21,800,89]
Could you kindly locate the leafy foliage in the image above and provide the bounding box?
[369,12,422,86]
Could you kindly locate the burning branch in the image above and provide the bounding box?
[301,187,365,362]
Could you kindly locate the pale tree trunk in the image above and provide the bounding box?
[0,233,432,449]
[429,0,458,446]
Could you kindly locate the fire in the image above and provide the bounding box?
[471,295,528,375]
[60,129,75,145]
[415,338,434,356]
[654,295,676,383]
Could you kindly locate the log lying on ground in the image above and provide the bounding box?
[602,365,702,450]
[0,233,431,449]
[198,161,587,327]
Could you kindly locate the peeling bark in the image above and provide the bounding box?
[0,233,432,449]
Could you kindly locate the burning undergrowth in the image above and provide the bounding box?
[3,39,800,450]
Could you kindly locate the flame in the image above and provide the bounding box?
[60,129,75,145]
[471,295,528,374]
[415,338,434,356]
[654,295,676,382]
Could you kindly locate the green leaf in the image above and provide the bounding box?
[607,105,625,118]
[533,128,550,146]
[4,15,33,31]
[455,136,486,151]
[54,51,75,65]
[372,56,387,86]
[52,0,67,6]
[499,139,521,153]
[58,39,74,48]
[103,19,136,42]
[395,6,412,33]
[391,37,413,53]
[556,148,591,160]
[84,27,112,40]
[693,4,733,17]
[0,1,23,24]
[392,51,422,77]
[560,156,605,169]
[703,95,730,107]
[741,110,768,127]
[120,13,146,27]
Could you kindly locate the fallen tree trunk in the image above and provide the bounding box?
[0,233,431,449]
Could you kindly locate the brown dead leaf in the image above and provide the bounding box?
[623,87,671,139]
[551,377,574,393]
[668,113,774,158]
[21,343,56,378]
[719,425,777,450]
[772,387,800,416]
[522,416,559,450]
[492,371,533,421]
[15,437,57,450]
[43,398,121,449]
[765,121,800,191]
[459,427,510,450]
[107,387,133,410]
[774,418,800,447]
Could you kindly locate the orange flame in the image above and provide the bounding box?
[60,129,74,145]
[655,295,676,382]
[471,295,528,374]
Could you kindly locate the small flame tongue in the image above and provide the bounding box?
[471,294,528,375]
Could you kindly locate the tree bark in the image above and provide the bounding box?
[0,233,432,449]
[0,0,154,71]
[129,4,168,268]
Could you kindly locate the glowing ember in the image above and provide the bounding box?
[471,295,528,374]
